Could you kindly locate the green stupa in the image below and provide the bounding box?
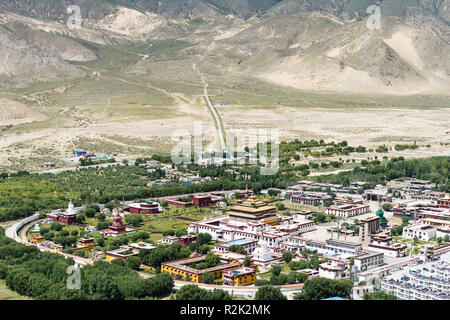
[376,203,389,228]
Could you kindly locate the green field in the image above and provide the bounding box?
[140,206,215,234]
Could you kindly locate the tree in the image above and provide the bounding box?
[176,285,231,300]
[244,257,251,268]
[162,230,175,236]
[391,225,404,236]
[364,292,397,300]
[76,214,86,224]
[382,203,393,211]
[255,285,287,300]
[88,204,100,212]
[315,213,326,224]
[202,272,214,284]
[252,183,262,195]
[176,229,188,237]
[51,222,63,231]
[296,272,308,283]
[75,251,86,258]
[205,253,220,268]
[197,244,210,254]
[210,289,232,300]
[271,265,282,277]
[0,261,9,279]
[196,233,212,246]
[444,235,449,243]
[282,251,293,263]
[126,256,141,270]
[60,230,69,237]
[85,208,96,218]
[176,285,210,300]
[143,244,190,268]
[229,245,246,255]
[402,216,410,225]
[268,189,281,197]
[125,214,143,227]
[324,200,333,208]
[286,272,307,284]
[97,221,112,231]
[85,272,124,300]
[295,278,352,300]
[44,232,55,240]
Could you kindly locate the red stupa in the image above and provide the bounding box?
[100,211,136,237]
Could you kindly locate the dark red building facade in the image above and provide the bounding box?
[179,234,197,246]
[125,202,161,214]
[193,195,220,207]
[437,198,450,209]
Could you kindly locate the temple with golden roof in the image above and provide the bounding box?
[228,196,279,224]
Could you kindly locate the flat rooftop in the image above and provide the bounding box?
[222,238,258,246]
[162,255,241,275]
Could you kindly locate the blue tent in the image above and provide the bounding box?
[321,297,346,300]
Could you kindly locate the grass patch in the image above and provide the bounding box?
[0,280,31,300]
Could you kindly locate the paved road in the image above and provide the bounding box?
[32,162,123,175]
[193,63,226,153]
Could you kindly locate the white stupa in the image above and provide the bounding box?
[67,199,77,215]
[252,231,273,262]
[32,223,40,233]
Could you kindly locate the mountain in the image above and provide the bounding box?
[0,0,448,94]
[0,24,85,85]
[268,0,450,24]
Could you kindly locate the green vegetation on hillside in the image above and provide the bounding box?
[313,156,449,192]
[0,226,173,300]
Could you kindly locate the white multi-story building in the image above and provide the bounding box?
[283,237,384,273]
[353,251,384,272]
[325,203,370,217]
[319,260,349,280]
[367,233,408,258]
[281,236,306,254]
[213,238,258,254]
[381,252,450,300]
[290,210,313,221]
[290,192,333,206]
[323,239,363,258]
[403,224,437,241]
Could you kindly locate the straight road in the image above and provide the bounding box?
[193,63,226,153]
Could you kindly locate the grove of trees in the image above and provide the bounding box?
[0,226,174,300]
[294,278,353,300]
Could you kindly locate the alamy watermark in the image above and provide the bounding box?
[367,5,381,30]
[67,5,82,30]
[66,264,81,290]
[171,122,279,176]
